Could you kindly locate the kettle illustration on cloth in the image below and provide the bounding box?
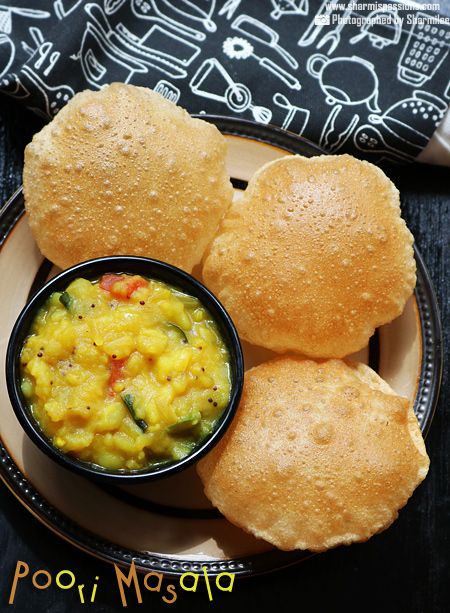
[307,53,381,113]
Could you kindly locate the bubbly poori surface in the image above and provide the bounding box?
[197,357,429,552]
[202,154,416,357]
[20,274,231,470]
[23,82,233,272]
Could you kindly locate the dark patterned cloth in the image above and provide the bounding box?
[0,0,449,164]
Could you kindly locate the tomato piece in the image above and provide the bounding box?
[99,274,148,299]
[123,277,148,298]
[108,358,127,396]
[100,274,124,291]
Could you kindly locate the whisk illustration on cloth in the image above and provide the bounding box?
[222,36,301,90]
[190,57,273,123]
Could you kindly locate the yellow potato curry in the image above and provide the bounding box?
[20,274,231,470]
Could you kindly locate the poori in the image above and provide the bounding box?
[23,82,233,272]
[202,154,416,357]
[197,357,429,552]
[20,273,231,470]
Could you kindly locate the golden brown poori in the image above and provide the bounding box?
[197,357,429,552]
[23,82,233,271]
[202,154,416,357]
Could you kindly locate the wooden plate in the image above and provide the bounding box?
[0,118,442,577]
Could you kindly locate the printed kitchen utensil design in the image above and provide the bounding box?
[190,57,272,123]
[154,78,180,102]
[271,0,309,20]
[445,81,450,100]
[0,32,14,78]
[307,53,380,113]
[74,3,208,90]
[223,36,301,90]
[349,8,402,50]
[298,0,339,47]
[92,4,199,72]
[0,72,30,100]
[231,13,298,69]
[22,26,61,77]
[0,3,50,80]
[368,90,447,151]
[319,105,359,153]
[54,0,83,19]
[131,0,208,42]
[0,0,448,164]
[397,12,450,86]
[0,4,50,34]
[273,91,309,133]
[104,0,128,15]
[316,0,353,55]
[12,25,74,118]
[218,0,243,21]
[354,124,415,164]
[20,64,74,119]
[158,0,217,33]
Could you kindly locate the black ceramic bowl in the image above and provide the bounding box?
[6,256,244,483]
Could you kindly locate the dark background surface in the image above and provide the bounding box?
[1,27,450,613]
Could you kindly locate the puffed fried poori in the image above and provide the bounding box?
[197,357,429,552]
[202,154,416,357]
[23,82,233,271]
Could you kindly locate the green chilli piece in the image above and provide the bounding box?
[167,410,202,434]
[21,378,33,399]
[59,291,74,311]
[121,393,148,432]
[171,440,197,460]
